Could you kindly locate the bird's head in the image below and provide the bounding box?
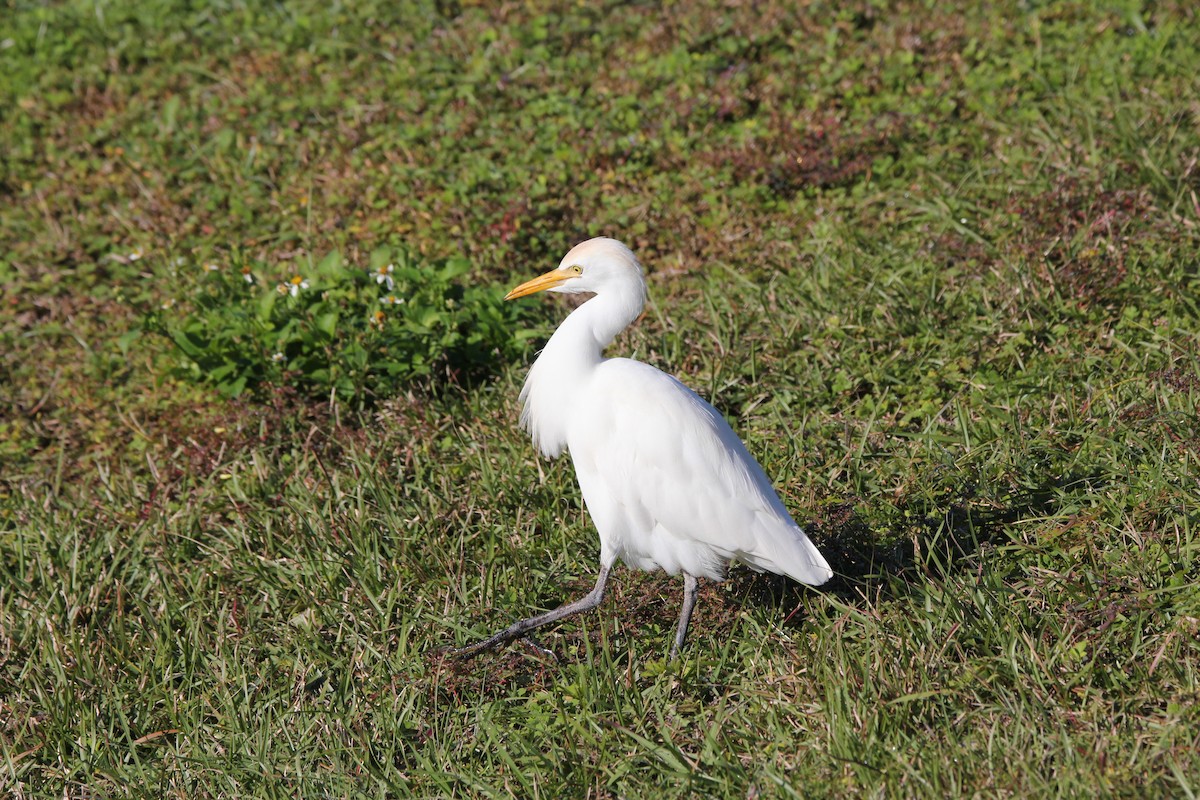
[505,237,645,301]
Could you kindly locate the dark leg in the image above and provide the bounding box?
[671,573,699,660]
[450,564,611,660]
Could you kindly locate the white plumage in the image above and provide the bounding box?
[452,237,832,661]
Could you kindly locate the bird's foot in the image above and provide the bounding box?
[519,636,559,662]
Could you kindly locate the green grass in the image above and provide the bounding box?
[3,0,1200,796]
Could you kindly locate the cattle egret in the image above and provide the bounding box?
[452,238,832,660]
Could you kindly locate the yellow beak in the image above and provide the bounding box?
[504,268,573,301]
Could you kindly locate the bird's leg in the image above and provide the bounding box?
[450,564,611,660]
[671,573,700,660]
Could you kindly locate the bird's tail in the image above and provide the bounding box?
[744,523,833,586]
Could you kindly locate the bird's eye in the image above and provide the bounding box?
[570,265,583,275]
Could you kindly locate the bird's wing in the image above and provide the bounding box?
[571,358,830,584]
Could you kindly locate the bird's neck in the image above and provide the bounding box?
[549,286,645,361]
[519,287,645,458]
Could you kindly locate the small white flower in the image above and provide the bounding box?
[203,263,220,273]
[381,295,404,306]
[242,266,254,284]
[375,263,395,292]
[129,249,144,261]
[282,275,309,297]
[271,352,286,363]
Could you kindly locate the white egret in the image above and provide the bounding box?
[453,238,832,660]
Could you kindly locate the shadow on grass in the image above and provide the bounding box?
[729,474,1109,630]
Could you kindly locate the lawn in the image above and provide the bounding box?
[2,0,1199,797]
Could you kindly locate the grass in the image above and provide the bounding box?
[2,0,1200,796]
